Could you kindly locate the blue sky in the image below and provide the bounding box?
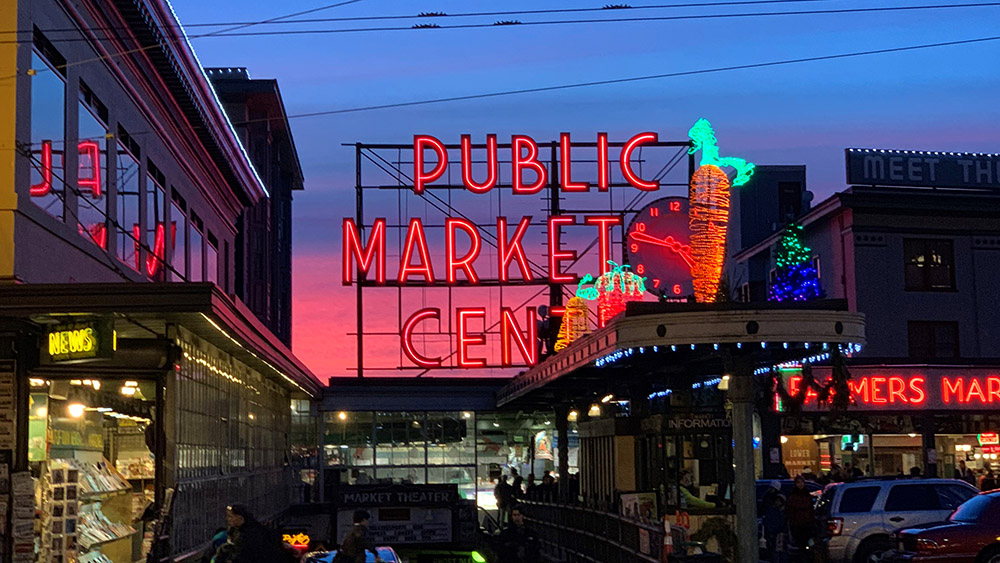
[169,0,1000,377]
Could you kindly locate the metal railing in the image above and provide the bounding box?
[520,500,665,563]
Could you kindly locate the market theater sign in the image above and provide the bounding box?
[784,367,1000,411]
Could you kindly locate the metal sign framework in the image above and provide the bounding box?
[348,137,695,376]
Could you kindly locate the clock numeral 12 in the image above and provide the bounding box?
[670,201,681,212]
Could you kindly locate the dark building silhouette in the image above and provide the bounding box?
[207,68,304,346]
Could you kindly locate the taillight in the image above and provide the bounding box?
[916,539,940,551]
[826,517,843,536]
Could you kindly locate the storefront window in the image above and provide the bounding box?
[170,199,186,281]
[323,411,480,498]
[76,93,108,249]
[206,235,219,286]
[28,377,157,563]
[146,173,166,280]
[29,50,66,220]
[189,222,204,282]
[116,144,140,270]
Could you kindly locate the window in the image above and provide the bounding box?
[837,486,879,513]
[777,181,802,222]
[904,239,955,291]
[936,484,976,511]
[740,283,750,303]
[116,139,140,271]
[145,165,166,280]
[28,41,67,220]
[885,484,939,512]
[76,84,108,249]
[908,321,959,358]
[170,198,186,281]
[189,218,204,282]
[950,494,993,523]
[206,233,219,286]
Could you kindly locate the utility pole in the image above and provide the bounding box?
[728,352,758,563]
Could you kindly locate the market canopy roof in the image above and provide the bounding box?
[0,283,322,397]
[496,300,865,409]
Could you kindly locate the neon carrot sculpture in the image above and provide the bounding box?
[687,119,754,303]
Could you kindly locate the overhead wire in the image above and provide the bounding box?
[0,0,835,34]
[4,2,998,44]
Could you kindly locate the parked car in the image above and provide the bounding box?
[304,546,400,563]
[816,478,978,563]
[884,491,1000,563]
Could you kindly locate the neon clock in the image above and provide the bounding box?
[626,196,694,299]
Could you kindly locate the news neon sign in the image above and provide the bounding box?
[782,367,1000,411]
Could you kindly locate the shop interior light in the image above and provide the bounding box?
[92,380,101,390]
[601,394,614,404]
[36,407,47,418]
[544,421,551,426]
[908,433,918,438]
[337,411,347,421]
[248,413,255,420]
[780,436,789,444]
[29,378,48,387]
[70,379,83,385]
[462,412,472,419]
[719,375,731,391]
[120,385,137,396]
[975,454,982,459]
[588,404,601,417]
[67,403,86,418]
[124,381,139,387]
[568,410,579,422]
[492,421,500,428]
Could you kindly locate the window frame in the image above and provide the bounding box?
[907,320,959,359]
[903,238,956,292]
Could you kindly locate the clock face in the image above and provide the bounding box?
[626,196,694,299]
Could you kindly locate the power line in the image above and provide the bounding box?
[0,0,830,35]
[200,2,1000,38]
[5,2,997,44]
[261,35,1000,121]
[0,0,365,80]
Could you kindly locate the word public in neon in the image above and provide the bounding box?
[413,132,661,194]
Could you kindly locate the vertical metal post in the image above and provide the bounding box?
[355,144,364,378]
[555,405,570,502]
[730,360,758,563]
[549,143,563,310]
[922,418,938,477]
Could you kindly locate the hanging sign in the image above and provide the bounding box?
[846,148,1000,190]
[41,319,116,364]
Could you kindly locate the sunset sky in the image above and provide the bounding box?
[170,0,1000,380]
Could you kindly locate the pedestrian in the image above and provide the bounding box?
[909,466,922,478]
[511,468,524,500]
[225,504,288,563]
[335,509,383,563]
[199,528,229,563]
[784,475,816,552]
[497,505,540,563]
[980,468,997,491]
[525,474,537,500]
[761,483,787,563]
[957,461,976,485]
[495,476,514,516]
[539,473,556,502]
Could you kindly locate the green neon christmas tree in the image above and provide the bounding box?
[769,222,823,302]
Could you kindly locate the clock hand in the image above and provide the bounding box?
[629,231,696,269]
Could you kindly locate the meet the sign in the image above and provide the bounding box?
[846,148,1000,190]
[41,319,115,363]
[783,366,1000,411]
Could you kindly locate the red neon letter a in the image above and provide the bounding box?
[512,135,546,194]
[342,218,386,285]
[414,135,447,194]
[501,307,537,366]
[398,218,435,283]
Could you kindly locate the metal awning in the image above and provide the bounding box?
[497,300,865,408]
[0,283,322,397]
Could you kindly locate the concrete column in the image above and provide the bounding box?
[730,368,758,563]
[922,417,938,478]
